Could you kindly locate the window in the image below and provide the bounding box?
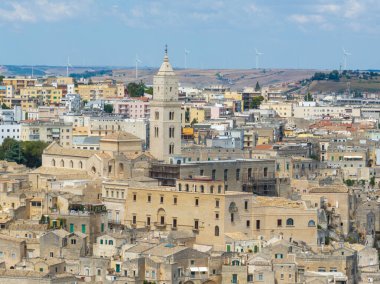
[154,127,159,137]
[210,186,214,193]
[97,269,101,276]
[275,253,283,259]
[231,213,234,222]
[246,220,250,227]
[173,196,177,204]
[50,252,54,257]
[318,267,326,272]
[195,198,199,206]
[71,239,76,245]
[147,195,151,203]
[200,185,204,193]
[277,219,282,227]
[215,199,220,208]
[224,169,228,181]
[212,169,216,180]
[218,185,222,193]
[147,216,151,226]
[169,127,175,138]
[172,218,177,228]
[81,224,86,234]
[236,169,240,181]
[215,226,220,236]
[215,212,219,219]
[248,168,252,178]
[155,111,159,120]
[69,223,74,233]
[109,240,114,245]
[132,215,136,224]
[286,218,294,226]
[100,239,103,244]
[308,220,316,227]
[160,216,165,225]
[194,220,199,230]
[244,200,248,210]
[160,196,164,203]
[133,193,137,201]
[101,223,105,232]
[200,169,204,175]
[256,220,261,230]
[264,167,268,177]
[169,143,174,154]
[169,111,174,120]
[258,273,263,281]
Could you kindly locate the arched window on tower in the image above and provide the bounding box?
[169,127,175,138]
[215,226,220,236]
[51,159,56,167]
[169,143,174,154]
[154,127,159,138]
[69,160,74,168]
[60,160,64,167]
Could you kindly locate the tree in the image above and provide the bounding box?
[1,103,10,109]
[145,86,153,95]
[21,141,49,168]
[250,95,264,109]
[304,92,313,101]
[328,70,340,81]
[0,75,4,83]
[1,138,24,164]
[311,72,326,81]
[370,176,376,188]
[104,104,113,114]
[254,81,261,92]
[127,81,145,97]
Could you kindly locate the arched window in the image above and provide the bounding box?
[185,184,189,192]
[215,226,219,236]
[119,163,124,172]
[69,160,74,168]
[218,185,222,193]
[91,166,96,174]
[169,143,174,154]
[286,218,294,226]
[79,161,83,169]
[308,220,316,227]
[200,185,204,193]
[178,183,182,191]
[210,186,214,194]
[169,126,175,138]
[109,240,114,245]
[51,159,56,167]
[60,159,64,167]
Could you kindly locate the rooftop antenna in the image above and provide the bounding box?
[135,54,142,79]
[342,48,351,70]
[184,49,190,69]
[255,48,264,69]
[66,56,72,77]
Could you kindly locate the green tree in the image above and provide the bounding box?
[328,70,340,81]
[145,86,153,95]
[21,141,49,168]
[0,75,4,83]
[1,103,10,109]
[127,81,145,97]
[250,95,264,109]
[370,176,376,188]
[254,81,261,91]
[1,138,24,164]
[104,104,114,113]
[304,92,313,101]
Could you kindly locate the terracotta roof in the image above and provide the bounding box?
[254,145,273,150]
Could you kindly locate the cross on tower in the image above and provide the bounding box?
[165,44,168,55]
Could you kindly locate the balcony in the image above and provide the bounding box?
[154,222,167,229]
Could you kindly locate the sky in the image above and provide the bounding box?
[0,0,379,70]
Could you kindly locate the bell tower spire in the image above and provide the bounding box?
[149,49,182,163]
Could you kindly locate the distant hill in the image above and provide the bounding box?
[0,65,317,89]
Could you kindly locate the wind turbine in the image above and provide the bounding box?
[184,49,190,69]
[66,56,73,77]
[135,55,142,79]
[255,48,263,69]
[342,48,352,70]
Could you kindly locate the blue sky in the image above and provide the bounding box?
[0,0,379,69]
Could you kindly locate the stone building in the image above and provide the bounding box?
[149,49,182,163]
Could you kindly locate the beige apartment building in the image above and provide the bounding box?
[76,83,124,100]
[260,101,294,118]
[2,78,37,92]
[125,177,318,251]
[19,86,63,105]
[20,121,73,147]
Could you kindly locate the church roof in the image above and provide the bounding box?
[157,54,175,76]
[44,142,97,158]
[100,131,142,142]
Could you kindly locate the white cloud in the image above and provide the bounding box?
[343,0,365,18]
[289,14,324,24]
[0,0,92,23]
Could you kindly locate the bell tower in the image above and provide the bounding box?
[149,47,181,162]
